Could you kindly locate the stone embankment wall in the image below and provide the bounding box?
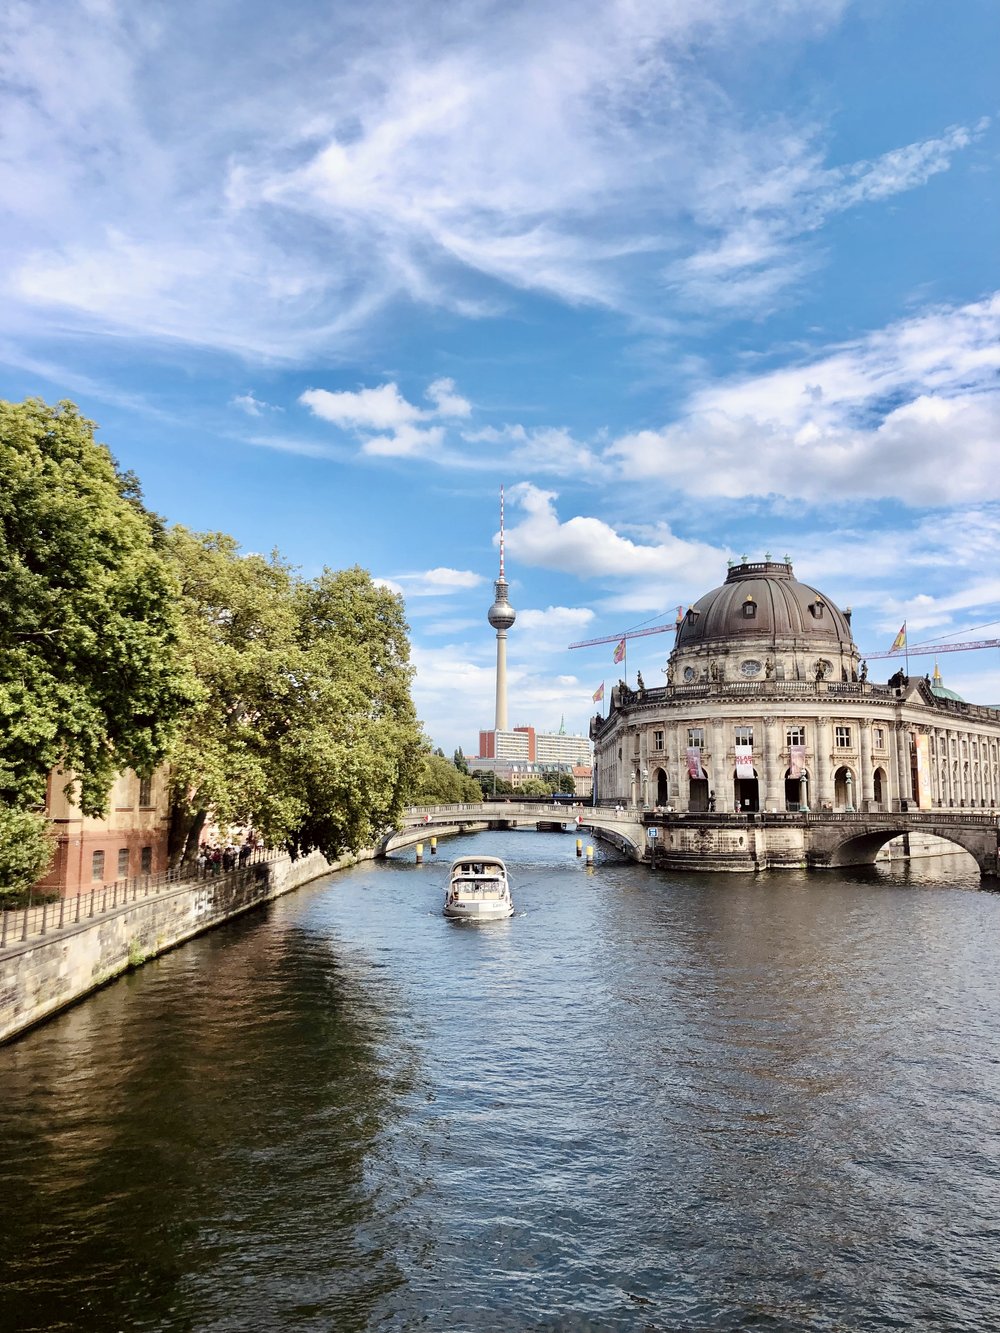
[0,848,367,1045]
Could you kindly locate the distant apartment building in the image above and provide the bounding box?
[477,726,591,768]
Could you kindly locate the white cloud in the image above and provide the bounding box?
[426,377,471,417]
[517,606,595,632]
[505,482,726,582]
[300,383,420,429]
[672,121,987,310]
[387,566,484,596]
[608,291,1000,504]
[232,390,280,416]
[361,422,445,459]
[1,0,971,356]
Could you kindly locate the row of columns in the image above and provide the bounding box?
[645,715,904,812]
[609,714,1000,812]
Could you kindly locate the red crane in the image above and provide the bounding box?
[568,607,684,651]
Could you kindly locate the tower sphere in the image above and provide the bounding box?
[488,579,517,630]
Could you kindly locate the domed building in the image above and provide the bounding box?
[591,559,1000,819]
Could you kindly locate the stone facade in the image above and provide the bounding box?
[592,560,1000,816]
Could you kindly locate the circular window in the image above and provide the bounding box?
[683,666,696,682]
[740,659,762,677]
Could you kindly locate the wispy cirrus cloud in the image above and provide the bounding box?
[2,0,977,361]
[673,121,989,310]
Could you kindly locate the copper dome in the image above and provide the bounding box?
[675,561,854,650]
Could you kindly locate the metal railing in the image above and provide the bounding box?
[0,848,278,952]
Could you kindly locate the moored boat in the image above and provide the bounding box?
[444,855,514,920]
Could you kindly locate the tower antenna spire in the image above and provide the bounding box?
[499,484,505,579]
[487,484,516,731]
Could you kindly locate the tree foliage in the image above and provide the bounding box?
[165,532,422,863]
[0,807,56,900]
[0,399,189,815]
[412,751,483,805]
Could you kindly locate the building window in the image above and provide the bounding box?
[873,726,886,750]
[735,726,753,747]
[117,848,129,878]
[138,775,153,807]
[786,726,805,747]
[653,729,664,751]
[688,727,704,748]
[742,598,756,619]
[810,600,825,619]
[835,726,852,747]
[140,846,153,874]
[92,850,105,882]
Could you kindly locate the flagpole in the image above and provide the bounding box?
[904,620,909,677]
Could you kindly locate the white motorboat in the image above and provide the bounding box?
[444,855,514,921]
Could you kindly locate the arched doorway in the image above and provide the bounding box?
[873,766,887,810]
[734,767,759,812]
[689,776,710,812]
[654,767,668,807]
[784,767,807,810]
[834,765,855,810]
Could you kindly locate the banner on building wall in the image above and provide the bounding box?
[686,747,706,780]
[789,745,807,779]
[735,745,754,779]
[914,732,931,809]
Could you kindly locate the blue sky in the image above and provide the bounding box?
[2,0,999,756]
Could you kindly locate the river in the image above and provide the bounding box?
[1,831,999,1332]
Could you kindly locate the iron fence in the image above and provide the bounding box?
[0,848,279,951]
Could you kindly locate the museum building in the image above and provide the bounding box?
[591,559,1000,814]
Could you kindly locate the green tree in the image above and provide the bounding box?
[0,399,189,815]
[453,746,468,774]
[277,565,424,858]
[165,536,423,864]
[471,770,512,797]
[412,750,482,805]
[163,527,301,862]
[0,807,55,901]
[518,777,550,796]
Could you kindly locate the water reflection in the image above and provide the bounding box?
[2,835,999,1332]
[0,911,414,1332]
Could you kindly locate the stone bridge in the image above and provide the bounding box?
[383,804,1000,878]
[378,802,648,860]
[645,809,1000,877]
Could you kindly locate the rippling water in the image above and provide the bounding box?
[2,833,999,1332]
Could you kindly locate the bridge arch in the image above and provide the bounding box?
[825,825,993,874]
[374,802,647,863]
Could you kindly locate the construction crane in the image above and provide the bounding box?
[568,607,684,651]
[865,637,1000,660]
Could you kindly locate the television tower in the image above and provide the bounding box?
[487,485,517,731]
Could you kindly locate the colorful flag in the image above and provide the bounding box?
[592,682,605,703]
[891,622,907,651]
[612,637,626,664]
